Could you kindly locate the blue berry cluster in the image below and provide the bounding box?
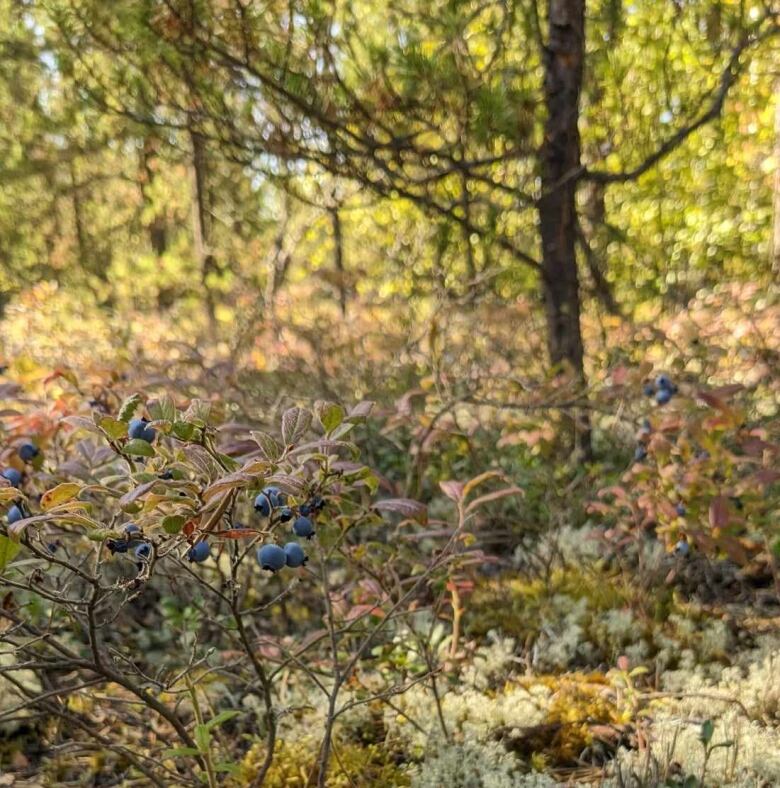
[254,487,326,573]
[128,418,156,443]
[643,374,678,406]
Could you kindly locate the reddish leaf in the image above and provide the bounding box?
[463,471,504,499]
[439,481,465,501]
[611,366,629,385]
[709,496,729,529]
[754,469,780,486]
[374,498,427,523]
[465,486,524,514]
[741,437,778,457]
[719,536,749,566]
[697,389,734,413]
[344,604,384,622]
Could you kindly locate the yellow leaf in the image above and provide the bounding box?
[41,483,82,511]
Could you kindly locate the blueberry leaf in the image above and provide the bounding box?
[315,400,345,433]
[250,430,283,461]
[41,483,82,511]
[281,407,312,446]
[123,439,156,457]
[118,393,143,422]
[0,534,21,572]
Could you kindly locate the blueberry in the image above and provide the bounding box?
[279,507,293,522]
[263,486,286,507]
[134,543,151,560]
[123,523,141,536]
[254,492,272,517]
[187,541,210,563]
[128,418,156,443]
[47,542,58,553]
[159,469,174,480]
[655,388,673,406]
[293,516,315,539]
[674,540,690,557]
[299,503,312,516]
[256,543,286,572]
[284,542,308,568]
[1,468,22,488]
[633,446,647,463]
[675,503,686,516]
[107,539,130,554]
[7,504,24,525]
[643,382,655,397]
[18,442,39,462]
[311,496,325,512]
[655,374,672,391]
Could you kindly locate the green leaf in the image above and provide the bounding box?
[214,762,240,774]
[99,416,128,440]
[281,407,312,445]
[172,421,196,441]
[123,439,155,457]
[194,723,211,752]
[162,514,187,534]
[250,430,282,461]
[87,529,114,542]
[183,398,211,426]
[699,719,715,746]
[315,401,345,433]
[204,710,241,730]
[148,394,176,423]
[118,393,144,422]
[0,534,21,572]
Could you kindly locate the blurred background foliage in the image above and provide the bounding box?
[0,0,776,348]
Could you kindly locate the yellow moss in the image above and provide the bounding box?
[513,673,623,764]
[237,736,410,787]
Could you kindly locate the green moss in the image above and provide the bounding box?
[465,567,630,641]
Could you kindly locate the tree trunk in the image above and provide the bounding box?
[68,158,91,276]
[138,136,174,308]
[330,206,347,317]
[772,79,780,275]
[139,136,168,258]
[189,127,218,330]
[538,0,591,457]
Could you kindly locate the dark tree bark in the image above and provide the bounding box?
[138,136,167,258]
[68,158,91,276]
[138,135,174,308]
[189,127,218,329]
[537,0,591,457]
[330,206,347,317]
[773,79,780,275]
[265,189,292,318]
